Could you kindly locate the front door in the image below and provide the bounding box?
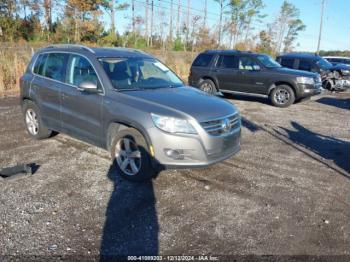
[235,56,269,94]
[60,54,104,147]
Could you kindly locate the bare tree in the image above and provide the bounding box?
[214,0,228,47]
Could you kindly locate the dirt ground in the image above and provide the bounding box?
[0,91,349,259]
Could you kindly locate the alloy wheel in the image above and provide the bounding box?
[200,82,213,93]
[25,109,39,135]
[115,137,142,176]
[274,89,290,105]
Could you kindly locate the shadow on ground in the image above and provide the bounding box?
[241,116,261,133]
[279,122,350,174]
[100,161,159,259]
[316,97,350,110]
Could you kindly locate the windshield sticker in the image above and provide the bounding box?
[154,62,169,72]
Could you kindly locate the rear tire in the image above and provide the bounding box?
[22,100,52,140]
[270,85,295,108]
[198,79,216,94]
[110,128,156,182]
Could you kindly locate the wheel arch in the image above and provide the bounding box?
[268,81,297,97]
[105,121,152,153]
[198,76,219,91]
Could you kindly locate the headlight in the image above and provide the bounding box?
[297,77,315,85]
[151,113,197,134]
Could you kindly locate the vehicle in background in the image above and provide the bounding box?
[189,50,322,108]
[324,56,350,66]
[20,44,241,182]
[277,53,350,91]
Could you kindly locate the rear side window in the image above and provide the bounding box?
[192,54,214,67]
[280,58,295,68]
[67,54,100,88]
[34,53,68,82]
[33,53,48,75]
[217,55,238,69]
[298,59,312,71]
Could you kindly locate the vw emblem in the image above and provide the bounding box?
[221,118,231,133]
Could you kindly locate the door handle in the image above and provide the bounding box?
[61,93,68,100]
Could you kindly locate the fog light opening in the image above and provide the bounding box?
[164,149,185,160]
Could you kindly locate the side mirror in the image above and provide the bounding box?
[78,81,100,93]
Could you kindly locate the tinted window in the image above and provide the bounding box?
[33,53,48,75]
[192,54,214,67]
[217,55,238,69]
[67,55,99,88]
[256,55,281,68]
[298,59,312,71]
[238,56,260,70]
[280,58,294,68]
[44,53,68,81]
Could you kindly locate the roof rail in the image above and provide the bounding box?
[46,44,95,53]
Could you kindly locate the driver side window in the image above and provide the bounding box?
[67,55,101,89]
[238,56,260,71]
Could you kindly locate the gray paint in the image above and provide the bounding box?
[20,46,241,168]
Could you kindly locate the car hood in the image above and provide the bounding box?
[271,67,318,77]
[121,86,237,122]
[331,63,350,71]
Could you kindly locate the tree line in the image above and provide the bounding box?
[0,0,307,55]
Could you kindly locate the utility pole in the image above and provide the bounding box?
[218,0,223,48]
[145,0,149,46]
[204,0,207,27]
[186,0,191,46]
[150,0,154,47]
[132,0,135,33]
[176,0,180,35]
[317,0,325,54]
[169,0,173,42]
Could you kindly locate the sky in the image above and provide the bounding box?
[103,0,349,51]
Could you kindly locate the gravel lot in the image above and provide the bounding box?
[0,91,349,258]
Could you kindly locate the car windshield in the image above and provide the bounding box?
[316,57,332,69]
[256,55,281,68]
[99,57,183,90]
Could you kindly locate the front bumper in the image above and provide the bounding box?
[298,83,323,98]
[147,126,241,168]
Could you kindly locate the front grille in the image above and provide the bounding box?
[200,114,240,136]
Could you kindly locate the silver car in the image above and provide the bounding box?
[20,44,241,181]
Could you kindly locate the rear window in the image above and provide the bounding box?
[192,54,214,67]
[280,58,295,68]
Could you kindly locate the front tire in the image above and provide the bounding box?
[22,100,52,139]
[270,85,295,107]
[110,128,156,182]
[198,79,216,94]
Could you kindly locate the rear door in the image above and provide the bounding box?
[60,54,104,146]
[31,52,68,130]
[213,54,240,91]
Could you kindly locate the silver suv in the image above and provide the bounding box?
[20,44,241,181]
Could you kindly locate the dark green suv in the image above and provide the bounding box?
[189,50,322,107]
